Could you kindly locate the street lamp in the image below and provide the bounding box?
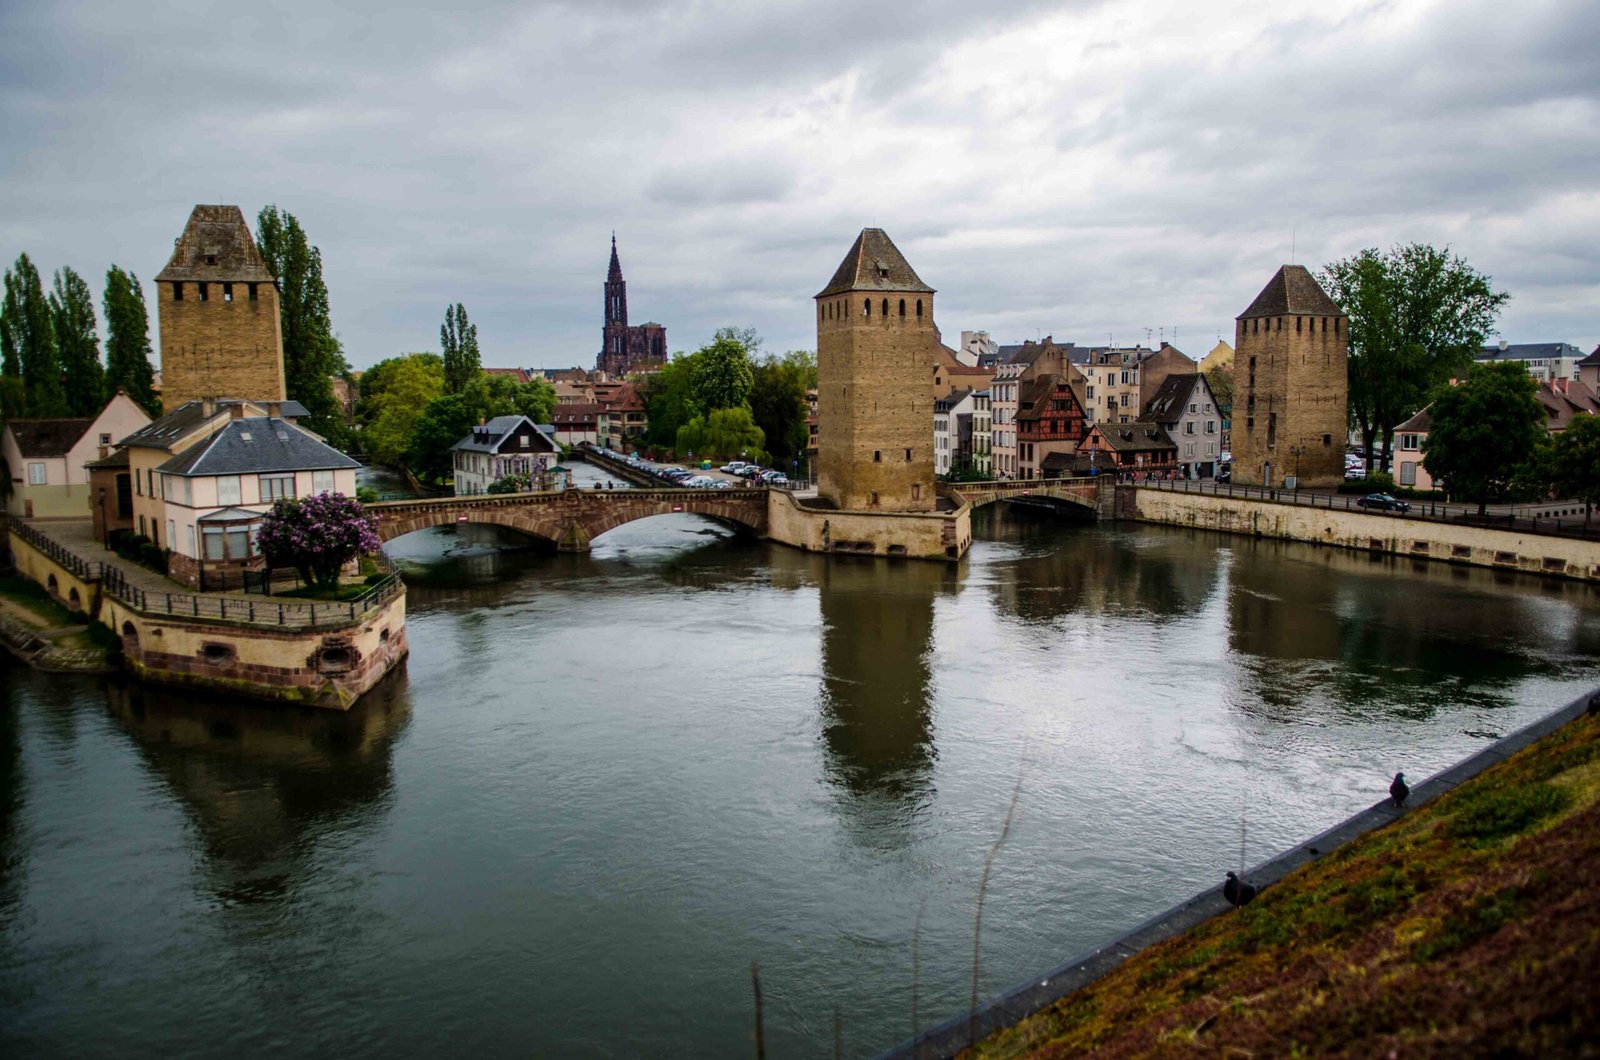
[1288,444,1305,492]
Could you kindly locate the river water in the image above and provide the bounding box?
[3,462,1598,1057]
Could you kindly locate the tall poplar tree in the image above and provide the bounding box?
[50,266,105,415]
[103,265,160,415]
[256,205,348,438]
[440,303,481,395]
[1,253,67,416]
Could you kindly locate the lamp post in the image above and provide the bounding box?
[1289,444,1305,493]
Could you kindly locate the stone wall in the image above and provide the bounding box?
[157,279,286,407]
[1233,313,1347,488]
[765,490,970,560]
[1129,487,1600,582]
[816,290,938,512]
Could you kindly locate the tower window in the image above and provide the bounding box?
[864,299,870,317]
[223,283,233,302]
[873,450,881,462]
[205,254,217,266]
[870,491,879,506]
[1295,316,1301,332]
[916,299,922,318]
[172,282,183,301]
[899,299,906,317]
[904,448,912,461]
[247,282,258,301]
[198,282,208,302]
[881,298,888,316]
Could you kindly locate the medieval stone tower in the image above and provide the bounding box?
[154,205,286,411]
[1232,264,1348,488]
[815,228,937,512]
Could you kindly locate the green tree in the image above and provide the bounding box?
[690,328,755,412]
[1,253,67,416]
[407,391,478,483]
[1321,244,1509,473]
[50,266,105,415]
[676,406,766,463]
[748,353,809,464]
[256,205,348,438]
[642,351,701,449]
[363,354,445,465]
[480,373,556,424]
[1550,414,1600,525]
[1204,364,1234,420]
[1421,361,1544,514]
[102,266,160,415]
[440,303,480,395]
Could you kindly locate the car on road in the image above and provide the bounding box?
[760,471,790,486]
[1356,492,1410,513]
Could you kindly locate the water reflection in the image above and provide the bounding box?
[0,670,21,927]
[1224,540,1590,720]
[104,677,411,905]
[811,553,956,844]
[978,506,1218,623]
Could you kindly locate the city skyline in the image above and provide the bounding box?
[2,0,1596,370]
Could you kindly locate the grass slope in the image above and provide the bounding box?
[971,713,1600,1058]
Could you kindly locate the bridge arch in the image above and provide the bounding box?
[368,488,770,554]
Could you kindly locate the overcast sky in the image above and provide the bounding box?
[2,0,1596,372]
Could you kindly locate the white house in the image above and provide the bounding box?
[450,415,561,495]
[3,391,151,518]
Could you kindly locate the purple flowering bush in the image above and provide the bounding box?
[256,492,381,589]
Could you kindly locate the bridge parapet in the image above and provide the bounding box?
[941,477,1110,517]
[368,486,769,551]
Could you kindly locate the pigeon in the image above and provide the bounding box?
[1223,871,1257,908]
[1390,772,1409,808]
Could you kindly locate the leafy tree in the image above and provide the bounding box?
[1549,414,1600,524]
[690,328,755,412]
[1421,361,1544,514]
[642,351,701,449]
[676,406,766,463]
[1321,244,1509,473]
[748,353,809,463]
[1,253,67,416]
[440,303,481,395]
[256,205,348,438]
[50,266,104,415]
[407,391,478,483]
[103,266,160,415]
[363,354,445,465]
[480,373,556,424]
[257,492,380,590]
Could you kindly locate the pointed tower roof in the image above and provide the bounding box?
[1237,264,1343,319]
[155,205,276,283]
[817,228,934,298]
[607,233,623,283]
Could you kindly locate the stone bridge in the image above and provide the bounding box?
[941,477,1114,517]
[366,487,770,552]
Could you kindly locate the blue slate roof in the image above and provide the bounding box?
[1476,342,1583,362]
[157,417,360,476]
[450,415,559,454]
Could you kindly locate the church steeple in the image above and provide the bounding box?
[607,232,623,284]
[604,233,627,329]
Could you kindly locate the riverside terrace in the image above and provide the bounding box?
[5,517,407,708]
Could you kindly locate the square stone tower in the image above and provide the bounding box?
[155,205,286,410]
[815,229,937,512]
[1232,265,1348,488]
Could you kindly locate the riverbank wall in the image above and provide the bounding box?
[1125,486,1600,583]
[6,523,407,709]
[884,684,1600,1058]
[766,489,972,561]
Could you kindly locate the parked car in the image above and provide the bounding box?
[737,466,765,479]
[711,480,734,489]
[760,471,790,486]
[720,462,748,474]
[684,475,717,488]
[1357,493,1410,513]
[1345,465,1366,481]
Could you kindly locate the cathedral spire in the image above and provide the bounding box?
[608,232,623,283]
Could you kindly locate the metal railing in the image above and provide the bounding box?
[100,564,404,627]
[7,519,99,581]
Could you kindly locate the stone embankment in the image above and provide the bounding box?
[4,518,407,708]
[1125,484,1600,582]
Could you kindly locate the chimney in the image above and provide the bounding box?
[201,397,216,417]
[266,400,281,419]
[229,403,247,420]
[1499,340,1509,351]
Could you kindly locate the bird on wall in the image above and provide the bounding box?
[1223,871,1257,908]
[1390,772,1410,808]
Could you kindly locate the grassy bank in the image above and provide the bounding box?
[970,712,1600,1058]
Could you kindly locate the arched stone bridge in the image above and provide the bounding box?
[941,477,1114,518]
[366,487,769,552]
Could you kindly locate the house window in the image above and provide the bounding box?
[260,474,295,501]
[1399,461,1417,486]
[216,475,242,506]
[202,526,253,562]
[1400,433,1420,451]
[1185,422,1195,434]
[99,433,111,445]
[519,435,530,448]
[313,469,335,494]
[167,519,176,546]
[1189,403,1197,413]
[187,525,197,557]
[27,462,46,485]
[1206,421,1216,434]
